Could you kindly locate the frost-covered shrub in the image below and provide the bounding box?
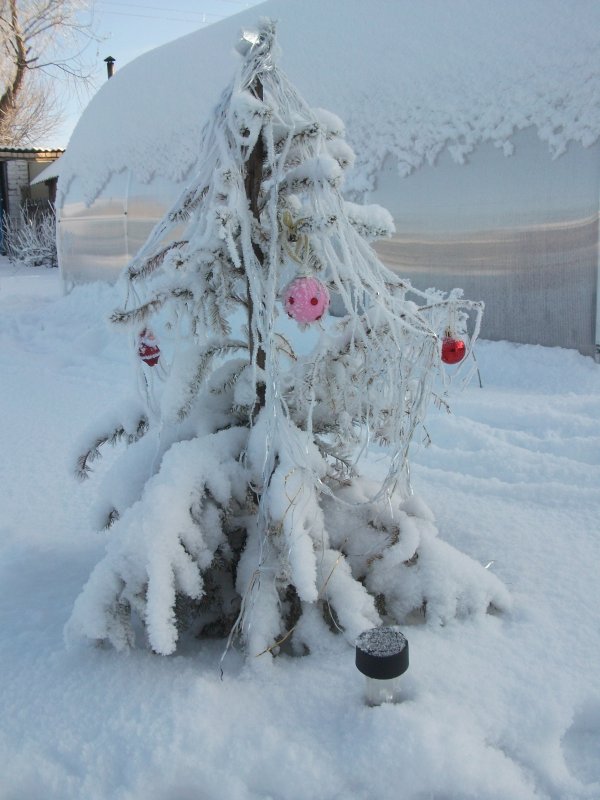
[2,203,58,268]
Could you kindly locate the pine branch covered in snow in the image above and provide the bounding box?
[127,240,189,282]
[111,288,194,326]
[344,202,395,241]
[68,20,508,661]
[75,415,149,481]
[175,339,248,421]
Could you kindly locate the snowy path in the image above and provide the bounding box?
[1,264,600,799]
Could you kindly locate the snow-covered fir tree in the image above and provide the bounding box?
[67,21,509,659]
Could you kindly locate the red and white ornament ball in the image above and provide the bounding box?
[138,328,160,367]
[441,335,466,365]
[283,276,330,324]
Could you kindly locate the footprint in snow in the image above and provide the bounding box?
[561,697,600,787]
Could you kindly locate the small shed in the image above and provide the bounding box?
[0,148,63,218]
[56,0,600,356]
[0,148,63,250]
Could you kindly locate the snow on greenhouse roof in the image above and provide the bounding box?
[60,0,600,205]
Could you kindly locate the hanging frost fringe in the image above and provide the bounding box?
[68,20,509,662]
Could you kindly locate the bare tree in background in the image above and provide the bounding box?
[0,0,98,146]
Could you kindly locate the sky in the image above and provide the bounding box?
[49,0,264,149]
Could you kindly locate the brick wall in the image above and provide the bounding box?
[5,159,29,224]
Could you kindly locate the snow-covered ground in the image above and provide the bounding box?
[1,257,599,800]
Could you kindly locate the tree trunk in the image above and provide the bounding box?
[244,76,267,418]
[0,0,28,123]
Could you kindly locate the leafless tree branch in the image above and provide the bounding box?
[0,0,99,146]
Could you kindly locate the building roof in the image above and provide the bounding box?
[0,148,64,160]
[60,0,600,206]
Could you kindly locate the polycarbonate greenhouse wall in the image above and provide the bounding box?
[58,129,600,357]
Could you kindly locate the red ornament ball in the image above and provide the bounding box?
[441,336,466,365]
[138,328,160,367]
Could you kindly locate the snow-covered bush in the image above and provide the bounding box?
[2,203,58,268]
[67,21,509,660]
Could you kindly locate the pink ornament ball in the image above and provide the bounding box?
[283,276,330,323]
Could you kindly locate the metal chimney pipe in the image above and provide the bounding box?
[104,56,116,79]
